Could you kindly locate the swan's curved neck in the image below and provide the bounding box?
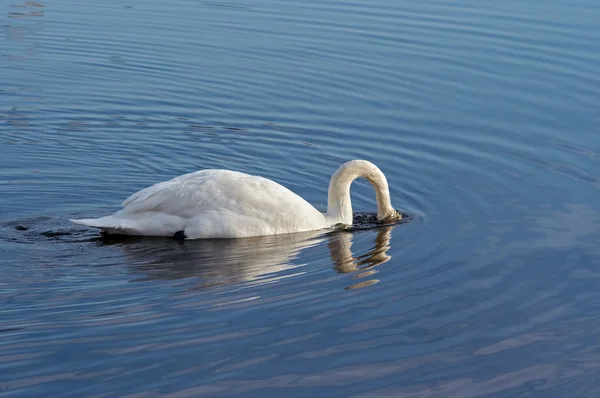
[325,160,396,225]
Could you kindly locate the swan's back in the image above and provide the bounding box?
[122,170,315,217]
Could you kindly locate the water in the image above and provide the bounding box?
[2,0,600,396]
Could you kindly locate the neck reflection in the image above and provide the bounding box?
[328,226,393,290]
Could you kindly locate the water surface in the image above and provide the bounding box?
[2,0,600,396]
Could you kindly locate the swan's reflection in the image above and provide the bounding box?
[115,231,325,287]
[111,225,395,290]
[329,227,393,289]
[329,227,392,272]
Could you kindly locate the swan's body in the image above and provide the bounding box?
[70,160,400,239]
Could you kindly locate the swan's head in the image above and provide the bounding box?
[377,209,403,224]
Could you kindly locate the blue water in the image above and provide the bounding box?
[2,0,600,396]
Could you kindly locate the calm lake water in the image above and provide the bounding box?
[2,0,600,396]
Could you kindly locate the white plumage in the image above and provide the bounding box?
[70,160,400,239]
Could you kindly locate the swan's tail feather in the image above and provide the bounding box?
[69,216,138,235]
[69,213,183,237]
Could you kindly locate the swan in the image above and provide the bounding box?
[70,159,401,239]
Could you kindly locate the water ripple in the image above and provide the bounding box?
[2,0,600,396]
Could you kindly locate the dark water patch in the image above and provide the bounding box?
[349,211,414,230]
[0,327,25,334]
[204,2,250,10]
[40,230,72,238]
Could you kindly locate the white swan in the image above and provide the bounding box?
[70,160,401,239]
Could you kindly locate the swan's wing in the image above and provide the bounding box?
[121,169,233,215]
[120,169,319,220]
